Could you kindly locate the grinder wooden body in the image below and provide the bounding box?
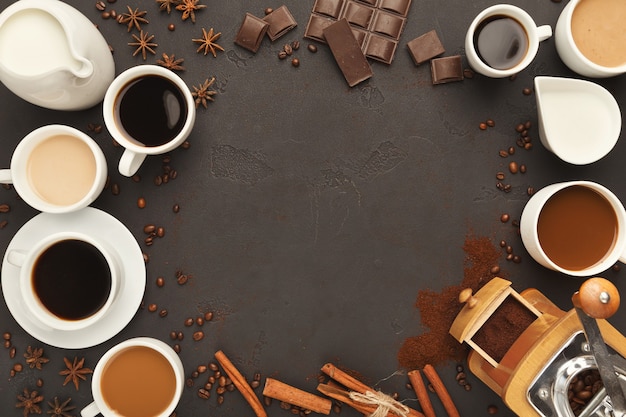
[449,277,626,417]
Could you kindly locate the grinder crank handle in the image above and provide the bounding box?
[572,277,626,416]
[572,277,620,319]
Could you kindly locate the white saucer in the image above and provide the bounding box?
[1,207,145,349]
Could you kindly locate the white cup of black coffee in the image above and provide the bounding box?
[0,125,108,213]
[6,231,120,331]
[103,65,196,177]
[81,337,184,417]
[520,181,626,277]
[465,4,552,78]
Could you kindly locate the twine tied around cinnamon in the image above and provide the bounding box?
[349,390,410,417]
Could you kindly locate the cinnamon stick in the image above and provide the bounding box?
[407,370,436,417]
[214,350,267,417]
[422,364,460,417]
[263,377,332,414]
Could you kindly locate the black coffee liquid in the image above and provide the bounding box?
[33,239,111,321]
[118,75,187,147]
[474,16,528,70]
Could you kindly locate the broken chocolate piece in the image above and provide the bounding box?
[263,5,297,41]
[234,13,269,53]
[407,30,445,65]
[323,18,373,87]
[430,55,464,84]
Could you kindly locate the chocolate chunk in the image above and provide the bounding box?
[234,13,269,53]
[364,33,398,64]
[342,1,375,29]
[351,27,369,49]
[430,55,464,85]
[379,0,412,16]
[370,10,405,39]
[313,0,345,19]
[323,18,373,87]
[304,14,336,43]
[407,30,445,65]
[262,5,297,41]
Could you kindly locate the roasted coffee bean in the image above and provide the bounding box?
[332,404,342,414]
[307,44,317,53]
[280,402,291,410]
[0,220,8,229]
[291,58,300,67]
[613,263,621,272]
[250,380,260,389]
[208,376,216,384]
[503,184,512,192]
[173,204,180,213]
[496,172,505,180]
[524,142,533,150]
[148,303,157,312]
[143,253,149,263]
[36,378,43,387]
[204,311,214,321]
[264,396,273,407]
[111,183,120,195]
[173,344,181,353]
[144,236,153,246]
[499,150,508,158]
[527,187,535,196]
[284,44,293,55]
[159,309,168,317]
[168,23,175,31]
[170,170,178,180]
[191,371,199,378]
[177,332,184,341]
[463,68,474,79]
[197,365,207,374]
[219,375,227,387]
[186,378,194,387]
[131,174,141,183]
[490,265,500,274]
[486,119,495,127]
[3,340,10,348]
[487,405,498,414]
[13,363,22,372]
[520,164,527,173]
[156,277,165,287]
[522,87,532,95]
[506,253,514,261]
[144,224,156,234]
[170,331,177,340]
[101,11,111,19]
[278,51,287,59]
[506,245,513,254]
[479,122,488,130]
[515,123,525,133]
[137,197,146,208]
[9,347,16,358]
[217,395,224,405]
[9,369,15,377]
[464,384,472,391]
[209,362,219,371]
[216,386,226,395]
[2,332,10,340]
[508,161,519,174]
[157,227,165,238]
[96,1,106,11]
[177,274,188,285]
[508,146,515,155]
[500,214,510,223]
[524,121,532,129]
[183,317,193,327]
[500,240,507,247]
[496,182,504,190]
[264,7,273,14]
[455,372,466,381]
[254,372,261,381]
[154,176,163,186]
[513,255,521,263]
[193,331,204,341]
[198,388,210,399]
[292,40,300,50]
[196,317,204,326]
[204,382,213,390]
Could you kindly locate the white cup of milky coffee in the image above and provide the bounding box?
[103,65,196,177]
[465,4,552,78]
[81,337,184,417]
[6,231,121,331]
[555,0,626,78]
[0,125,107,213]
[520,181,626,277]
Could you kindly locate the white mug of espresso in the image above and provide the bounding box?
[555,0,626,78]
[6,231,120,331]
[0,125,107,213]
[81,337,184,417]
[520,181,626,277]
[465,4,552,78]
[103,65,196,177]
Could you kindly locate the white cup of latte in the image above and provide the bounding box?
[81,338,184,417]
[465,4,552,78]
[520,181,626,277]
[555,0,626,78]
[6,231,121,331]
[0,125,107,213]
[103,65,196,177]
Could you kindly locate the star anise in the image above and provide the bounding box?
[191,77,217,109]
[24,346,49,370]
[175,0,206,23]
[156,53,185,71]
[156,0,179,14]
[193,28,224,57]
[16,388,44,417]
[47,397,75,417]
[59,357,92,391]
[119,6,149,32]
[128,30,157,60]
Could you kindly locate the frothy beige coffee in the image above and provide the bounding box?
[26,135,96,206]
[571,0,626,67]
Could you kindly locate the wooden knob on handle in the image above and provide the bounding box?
[572,277,620,319]
[459,288,478,309]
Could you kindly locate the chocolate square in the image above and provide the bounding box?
[365,33,398,64]
[407,30,445,65]
[431,55,464,85]
[263,5,297,41]
[342,1,375,29]
[379,0,411,16]
[312,0,345,19]
[323,18,373,87]
[304,14,336,43]
[234,13,269,53]
[370,10,404,39]
[351,28,369,49]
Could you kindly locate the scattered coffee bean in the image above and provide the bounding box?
[496,172,505,181]
[522,87,532,95]
[137,197,146,208]
[36,378,43,387]
[177,331,184,341]
[284,44,293,55]
[508,161,519,174]
[143,253,149,263]
[479,122,487,130]
[307,44,317,53]
[2,332,10,341]
[144,224,156,234]
[613,263,621,272]
[193,331,204,341]
[95,1,106,11]
[508,146,515,155]
[520,164,527,173]
[291,58,300,67]
[204,311,214,321]
[264,7,273,15]
[292,40,300,50]
[157,227,165,237]
[156,277,165,287]
[198,388,210,399]
[111,183,120,195]
[209,362,219,371]
[3,340,10,348]
[159,309,168,317]
[170,331,177,340]
[490,265,500,274]
[0,220,8,229]
[499,150,508,158]
[486,119,495,127]
[148,303,157,312]
[463,68,474,79]
[197,365,207,374]
[527,187,535,196]
[184,318,194,327]
[173,204,180,213]
[168,23,175,31]
[278,51,287,59]
[217,395,224,405]
[196,317,204,326]
[487,405,498,414]
[13,363,22,372]
[250,380,260,389]
[173,344,181,353]
[515,123,524,133]
[176,274,188,285]
[264,396,273,407]
[9,347,16,358]
[131,174,141,183]
[191,371,199,379]
[500,214,510,223]
[101,11,111,19]
[506,245,513,254]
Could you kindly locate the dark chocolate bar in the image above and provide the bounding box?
[263,5,297,41]
[407,30,445,65]
[234,13,269,53]
[323,18,373,87]
[431,55,464,85]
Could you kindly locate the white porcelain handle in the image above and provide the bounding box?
[537,24,553,42]
[6,250,26,268]
[118,149,147,177]
[80,401,100,417]
[0,169,13,184]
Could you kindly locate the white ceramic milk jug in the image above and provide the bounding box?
[0,0,115,110]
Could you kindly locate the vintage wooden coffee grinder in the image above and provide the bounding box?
[450,277,626,417]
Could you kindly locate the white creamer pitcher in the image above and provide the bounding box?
[0,0,115,110]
